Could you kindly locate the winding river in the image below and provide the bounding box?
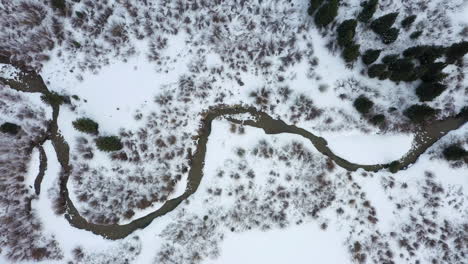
[1,65,467,240]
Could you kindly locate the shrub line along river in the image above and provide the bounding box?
[1,64,466,240]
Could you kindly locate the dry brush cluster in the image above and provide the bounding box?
[0,86,62,262]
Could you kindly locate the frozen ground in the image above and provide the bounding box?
[324,132,414,164]
[205,222,351,264]
[1,0,467,263]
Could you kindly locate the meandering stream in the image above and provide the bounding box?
[1,66,466,240]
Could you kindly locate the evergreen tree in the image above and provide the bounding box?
[416,82,446,102]
[358,0,379,22]
[403,45,427,58]
[409,31,423,39]
[404,104,437,123]
[420,62,447,83]
[368,64,387,79]
[72,118,99,135]
[337,19,357,46]
[370,114,385,125]
[362,49,381,65]
[96,136,123,152]
[41,92,64,106]
[308,0,325,15]
[382,54,399,64]
[353,96,374,114]
[342,43,360,62]
[445,41,468,63]
[0,122,20,135]
[370,13,398,35]
[314,0,339,27]
[407,65,429,82]
[51,0,65,11]
[381,27,399,44]
[418,45,445,64]
[401,15,417,28]
[443,145,467,161]
[388,58,415,82]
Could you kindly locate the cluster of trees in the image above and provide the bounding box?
[308,0,468,109]
[308,0,339,27]
[40,91,65,106]
[72,117,123,152]
[443,144,467,161]
[364,41,468,103]
[353,96,386,126]
[72,118,99,135]
[1,122,21,135]
[95,136,123,152]
[370,13,399,44]
[403,104,437,123]
[337,19,360,62]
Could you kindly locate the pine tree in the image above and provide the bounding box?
[314,0,339,27]
[418,45,445,64]
[382,54,399,64]
[41,92,64,106]
[420,62,447,83]
[72,118,99,135]
[404,104,437,123]
[353,96,374,114]
[403,46,428,58]
[401,15,417,28]
[416,82,446,102]
[445,41,468,63]
[410,31,423,39]
[96,136,123,152]
[308,0,325,15]
[381,27,399,44]
[388,58,415,82]
[342,43,360,62]
[51,0,65,11]
[443,145,467,161]
[337,19,357,46]
[370,114,385,125]
[370,13,398,35]
[1,122,20,135]
[358,0,379,22]
[362,49,381,65]
[368,64,387,79]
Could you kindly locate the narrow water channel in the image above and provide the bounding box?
[1,66,467,240]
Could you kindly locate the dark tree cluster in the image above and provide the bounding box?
[40,91,65,106]
[442,145,467,161]
[353,96,374,114]
[445,41,468,63]
[358,0,378,22]
[95,136,123,152]
[72,118,99,135]
[308,0,339,27]
[1,122,21,135]
[370,13,399,44]
[362,49,381,65]
[361,41,466,103]
[403,104,437,123]
[337,19,360,62]
[401,15,417,29]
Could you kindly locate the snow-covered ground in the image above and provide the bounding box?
[1,0,467,263]
[324,132,414,164]
[205,222,351,264]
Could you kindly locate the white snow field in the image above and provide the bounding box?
[324,132,414,164]
[1,0,467,263]
[206,222,351,264]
